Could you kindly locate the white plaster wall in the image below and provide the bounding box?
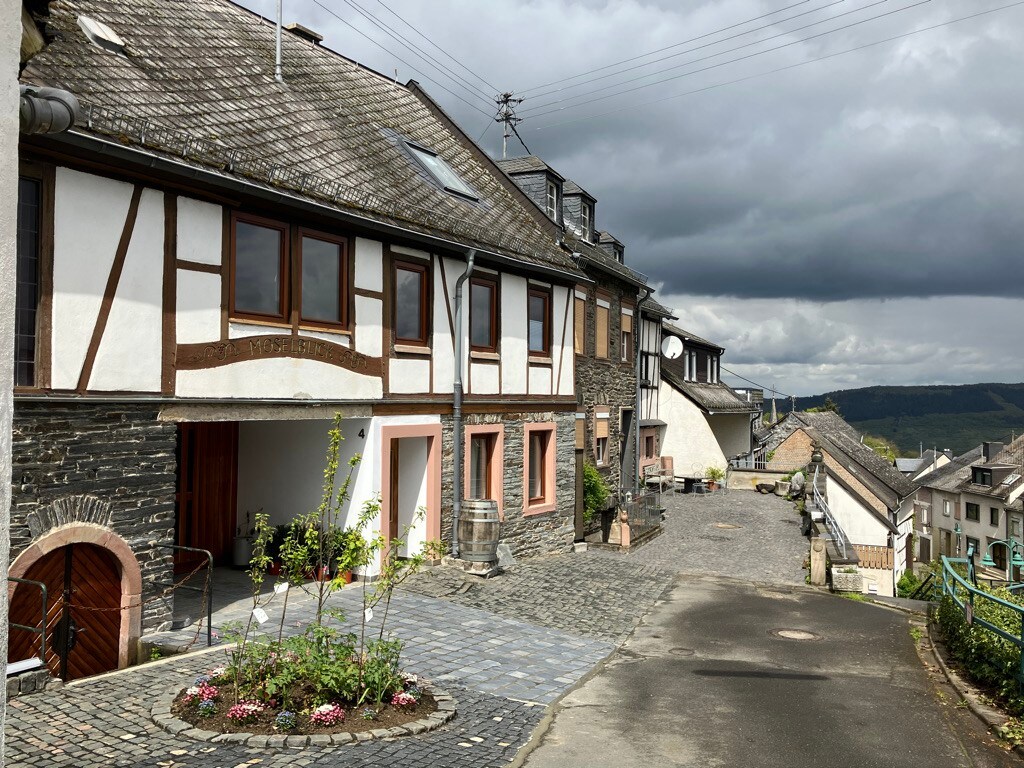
[177,197,222,265]
[176,270,221,343]
[708,413,752,461]
[51,168,135,389]
[470,362,499,394]
[500,274,528,394]
[658,380,726,475]
[550,286,571,397]
[353,296,382,357]
[959,491,1003,547]
[300,328,351,347]
[176,358,383,399]
[353,238,383,292]
[432,257,457,394]
[90,188,164,391]
[528,364,551,396]
[826,478,889,546]
[228,322,286,339]
[395,436,428,557]
[389,358,430,394]
[859,567,895,598]
[2,2,20,739]
[236,417,373,531]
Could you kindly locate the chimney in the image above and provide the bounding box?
[285,22,323,45]
[983,441,1005,462]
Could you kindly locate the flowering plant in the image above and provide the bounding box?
[391,691,417,707]
[361,707,377,721]
[183,681,219,704]
[226,701,266,723]
[309,703,345,726]
[275,710,297,731]
[197,700,217,718]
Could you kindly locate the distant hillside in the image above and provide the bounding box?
[790,383,1024,456]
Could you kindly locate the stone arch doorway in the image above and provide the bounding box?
[8,524,143,680]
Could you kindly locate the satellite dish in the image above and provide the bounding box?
[661,335,684,360]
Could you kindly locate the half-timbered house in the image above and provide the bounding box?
[10,0,583,680]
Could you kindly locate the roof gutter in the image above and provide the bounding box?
[31,130,584,285]
[572,250,647,289]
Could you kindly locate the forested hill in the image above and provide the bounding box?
[791,383,1024,456]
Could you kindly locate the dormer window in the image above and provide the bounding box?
[405,141,478,201]
[973,468,993,486]
[614,245,624,263]
[581,202,593,240]
[545,179,559,220]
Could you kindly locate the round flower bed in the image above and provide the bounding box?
[154,667,455,744]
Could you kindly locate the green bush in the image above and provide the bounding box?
[582,462,609,524]
[936,585,1024,714]
[896,570,921,598]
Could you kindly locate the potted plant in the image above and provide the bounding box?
[266,524,289,575]
[705,466,725,491]
[233,509,257,568]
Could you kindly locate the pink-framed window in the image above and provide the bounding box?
[523,422,557,515]
[464,423,505,520]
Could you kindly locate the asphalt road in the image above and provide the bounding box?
[520,576,1018,768]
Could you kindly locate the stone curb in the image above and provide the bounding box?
[150,684,456,747]
[923,618,1024,758]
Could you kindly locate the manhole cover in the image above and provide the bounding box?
[714,523,741,529]
[771,629,820,641]
[669,647,695,656]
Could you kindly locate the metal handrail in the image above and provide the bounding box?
[153,545,214,647]
[8,577,48,664]
[908,572,935,600]
[938,555,1024,688]
[814,466,849,560]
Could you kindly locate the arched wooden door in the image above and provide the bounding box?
[8,543,121,681]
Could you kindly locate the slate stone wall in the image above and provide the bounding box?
[10,402,178,631]
[576,270,640,494]
[441,410,575,560]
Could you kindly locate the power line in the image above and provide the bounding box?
[339,0,495,106]
[517,0,814,95]
[533,1,1024,130]
[371,0,501,95]
[521,0,913,117]
[721,366,795,400]
[309,0,494,118]
[520,0,845,104]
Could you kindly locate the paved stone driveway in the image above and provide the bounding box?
[5,490,805,767]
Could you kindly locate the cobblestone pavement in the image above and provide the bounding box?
[589,489,809,585]
[6,653,544,768]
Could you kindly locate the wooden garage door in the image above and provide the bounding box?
[8,543,121,681]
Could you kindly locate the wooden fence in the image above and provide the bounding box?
[853,544,893,570]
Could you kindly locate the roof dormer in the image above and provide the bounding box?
[562,180,596,242]
[495,155,564,225]
[598,231,625,263]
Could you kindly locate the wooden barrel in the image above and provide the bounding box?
[458,500,500,563]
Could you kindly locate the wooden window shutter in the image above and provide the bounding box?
[596,306,609,358]
[595,411,610,438]
[574,297,586,353]
[621,312,632,333]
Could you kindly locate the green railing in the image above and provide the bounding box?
[938,555,1024,689]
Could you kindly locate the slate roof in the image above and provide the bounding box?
[895,458,922,474]
[663,322,724,352]
[661,359,756,414]
[955,435,1024,501]
[495,155,563,179]
[565,232,648,287]
[22,0,580,275]
[642,298,676,319]
[784,411,915,509]
[598,231,623,247]
[916,446,985,493]
[563,179,595,200]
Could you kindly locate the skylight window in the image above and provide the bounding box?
[406,142,477,200]
[78,15,126,56]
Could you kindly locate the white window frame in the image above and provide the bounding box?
[546,180,559,220]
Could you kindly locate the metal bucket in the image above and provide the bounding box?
[458,499,500,563]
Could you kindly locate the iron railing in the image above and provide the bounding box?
[814,466,849,560]
[938,555,1024,690]
[619,488,662,540]
[153,545,214,647]
[7,577,48,667]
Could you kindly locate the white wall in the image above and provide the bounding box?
[826,478,889,547]
[2,0,21,742]
[395,436,428,557]
[658,380,727,475]
[707,413,751,461]
[499,273,527,394]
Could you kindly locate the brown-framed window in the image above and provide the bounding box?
[526,424,555,507]
[470,276,498,352]
[469,432,497,499]
[573,295,586,354]
[595,303,609,359]
[595,408,610,466]
[620,310,633,363]
[298,228,348,328]
[645,435,656,459]
[528,288,551,356]
[394,259,429,345]
[15,175,42,388]
[231,213,288,321]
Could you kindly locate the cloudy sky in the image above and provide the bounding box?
[238,0,1024,396]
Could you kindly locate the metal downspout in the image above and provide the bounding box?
[451,250,477,557]
[274,0,283,82]
[634,287,653,497]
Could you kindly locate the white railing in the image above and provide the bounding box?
[814,466,849,560]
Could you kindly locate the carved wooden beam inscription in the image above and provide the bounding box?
[176,334,382,376]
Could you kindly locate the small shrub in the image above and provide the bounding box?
[197,700,217,719]
[274,710,297,731]
[896,569,921,598]
[705,466,725,483]
[582,461,609,525]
